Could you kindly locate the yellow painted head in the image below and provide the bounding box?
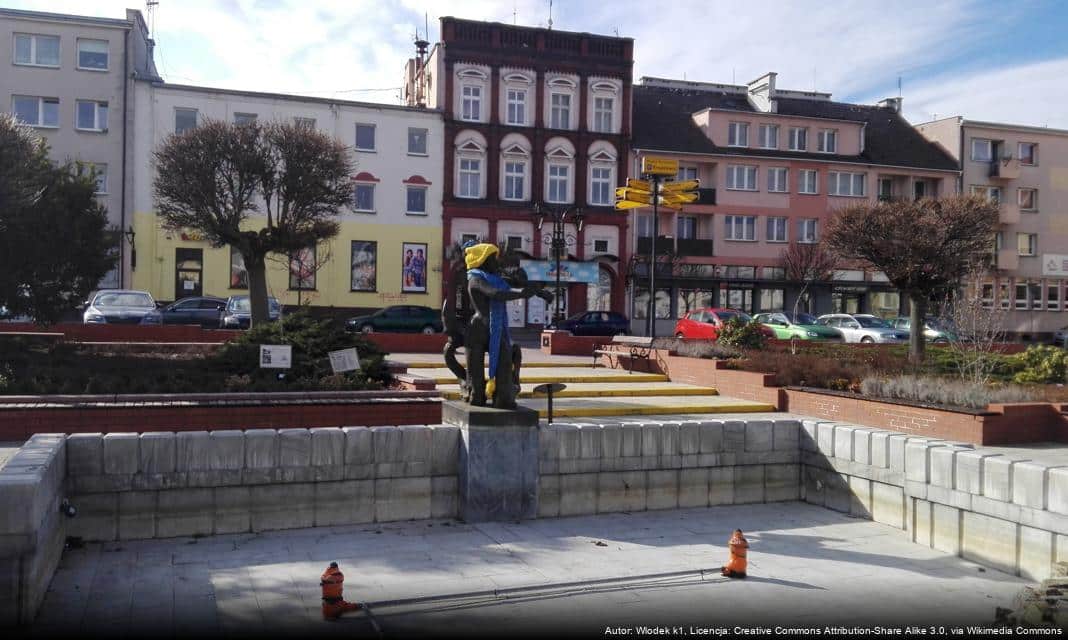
[464,243,499,270]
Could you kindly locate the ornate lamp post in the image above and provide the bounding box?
[532,203,584,326]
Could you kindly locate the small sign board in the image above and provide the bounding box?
[259,344,292,369]
[641,156,679,176]
[328,347,361,373]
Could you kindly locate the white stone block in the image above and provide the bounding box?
[250,483,315,531]
[929,445,967,489]
[679,422,701,455]
[850,428,875,465]
[430,425,460,476]
[139,432,176,474]
[849,476,872,517]
[597,471,646,513]
[66,433,103,477]
[733,465,764,504]
[961,511,1018,575]
[646,470,679,510]
[620,424,642,458]
[314,480,373,527]
[1019,526,1054,581]
[888,434,908,474]
[398,425,432,476]
[175,431,211,472]
[913,498,933,547]
[905,440,944,483]
[207,431,245,471]
[722,421,746,452]
[743,420,774,452]
[310,428,345,467]
[872,481,906,529]
[984,456,1029,502]
[833,425,855,461]
[373,477,431,522]
[931,503,961,554]
[678,468,709,508]
[102,433,139,475]
[708,467,734,505]
[772,420,799,451]
[800,419,819,452]
[698,421,723,453]
[1013,462,1064,510]
[955,450,999,496]
[816,422,836,458]
[559,473,598,516]
[868,431,891,468]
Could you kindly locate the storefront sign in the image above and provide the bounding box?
[1043,254,1068,277]
[520,260,599,284]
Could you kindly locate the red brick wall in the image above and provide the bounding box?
[0,323,241,343]
[540,331,610,357]
[362,333,447,353]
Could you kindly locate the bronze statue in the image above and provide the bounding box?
[442,243,552,410]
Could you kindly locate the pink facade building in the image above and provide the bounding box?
[627,73,958,335]
[917,117,1068,340]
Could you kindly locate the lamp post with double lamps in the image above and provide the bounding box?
[532,203,584,326]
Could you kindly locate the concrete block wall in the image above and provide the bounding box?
[800,418,1068,581]
[537,419,802,518]
[63,425,460,542]
[0,434,67,626]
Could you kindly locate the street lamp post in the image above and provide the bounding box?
[533,203,584,326]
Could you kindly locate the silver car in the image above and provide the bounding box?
[816,313,909,344]
[83,290,158,324]
[1054,325,1068,348]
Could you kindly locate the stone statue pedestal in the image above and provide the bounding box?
[443,401,539,522]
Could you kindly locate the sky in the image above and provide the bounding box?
[6,0,1068,128]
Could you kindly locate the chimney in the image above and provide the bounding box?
[746,72,777,113]
[878,97,902,113]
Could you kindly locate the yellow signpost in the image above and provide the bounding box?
[641,156,680,176]
[660,179,700,193]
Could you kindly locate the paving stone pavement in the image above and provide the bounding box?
[25,502,1026,637]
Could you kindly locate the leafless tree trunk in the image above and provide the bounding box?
[941,270,1006,385]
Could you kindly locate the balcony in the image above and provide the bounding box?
[636,236,674,254]
[996,249,1019,271]
[695,188,716,205]
[990,157,1021,180]
[676,238,715,256]
[999,202,1020,224]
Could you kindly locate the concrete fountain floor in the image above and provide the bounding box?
[26,502,1025,638]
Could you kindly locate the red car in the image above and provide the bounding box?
[673,307,775,340]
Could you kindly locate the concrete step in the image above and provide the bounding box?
[517,395,775,418]
[436,381,717,401]
[397,360,598,369]
[413,367,669,385]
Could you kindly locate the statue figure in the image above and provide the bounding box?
[442,243,552,410]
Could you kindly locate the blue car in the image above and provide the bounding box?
[550,311,629,336]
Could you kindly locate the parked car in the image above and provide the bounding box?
[1054,325,1068,347]
[83,290,158,324]
[220,295,281,329]
[140,296,227,328]
[753,311,843,341]
[816,313,908,343]
[673,308,775,340]
[346,305,443,334]
[0,305,32,323]
[889,316,958,343]
[550,311,629,336]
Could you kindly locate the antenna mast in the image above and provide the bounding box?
[547,0,553,30]
[146,0,158,38]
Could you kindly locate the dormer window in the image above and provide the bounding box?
[728,122,749,147]
[817,129,838,153]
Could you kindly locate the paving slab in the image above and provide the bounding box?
[437,381,717,400]
[412,367,669,385]
[518,395,773,418]
[31,502,1025,635]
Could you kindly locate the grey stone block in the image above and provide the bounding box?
[872,481,906,529]
[722,421,745,452]
[833,425,855,461]
[646,470,679,510]
[678,468,709,508]
[578,424,603,460]
[961,510,1018,575]
[803,465,826,507]
[955,451,999,496]
[905,439,944,483]
[708,467,734,505]
[1014,462,1064,510]
[556,424,581,461]
[310,428,345,467]
[660,422,681,469]
[559,473,598,516]
[431,477,458,519]
[869,431,891,468]
[640,424,661,469]
[244,429,277,470]
[139,433,176,474]
[430,425,460,476]
[278,428,312,467]
[66,433,103,477]
[538,475,561,518]
[600,423,623,460]
[374,477,431,522]
[1019,526,1054,581]
[765,464,800,502]
[816,422,836,458]
[984,456,1029,502]
[399,425,432,477]
[772,420,800,452]
[744,420,774,452]
[314,480,374,527]
[71,473,131,493]
[207,431,245,470]
[849,476,872,517]
[458,411,539,522]
[929,446,965,489]
[1049,467,1068,517]
[175,431,211,472]
[102,433,139,475]
[679,422,701,455]
[850,428,875,465]
[342,426,373,465]
[698,421,723,453]
[157,488,214,538]
[214,486,250,535]
[824,470,852,514]
[66,492,117,542]
[620,424,642,460]
[888,434,908,474]
[598,471,647,513]
[912,498,933,547]
[118,491,157,540]
[800,419,819,452]
[251,483,315,531]
[733,465,765,504]
[930,503,961,555]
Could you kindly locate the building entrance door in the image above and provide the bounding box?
[832,291,864,315]
[175,248,204,299]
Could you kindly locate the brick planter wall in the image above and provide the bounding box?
[0,323,241,343]
[361,332,447,353]
[539,330,610,357]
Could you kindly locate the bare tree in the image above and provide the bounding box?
[825,195,1000,362]
[271,241,333,308]
[154,120,353,325]
[781,241,839,319]
[941,270,1007,385]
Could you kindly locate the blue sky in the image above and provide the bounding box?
[7,0,1068,127]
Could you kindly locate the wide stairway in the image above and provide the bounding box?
[397,357,774,419]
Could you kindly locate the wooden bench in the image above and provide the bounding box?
[593,335,654,373]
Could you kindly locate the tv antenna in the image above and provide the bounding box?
[146,0,158,38]
[547,0,553,30]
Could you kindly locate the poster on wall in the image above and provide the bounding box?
[230,247,248,289]
[401,242,427,293]
[527,295,546,325]
[507,298,525,328]
[351,240,377,291]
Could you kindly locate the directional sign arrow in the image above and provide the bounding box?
[660,179,700,193]
[614,200,646,210]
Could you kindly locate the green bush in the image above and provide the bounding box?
[860,375,1036,410]
[718,317,768,350]
[1011,345,1068,385]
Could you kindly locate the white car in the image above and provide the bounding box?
[816,313,909,344]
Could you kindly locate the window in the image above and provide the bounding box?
[1018,233,1037,256]
[728,122,749,147]
[75,38,110,70]
[799,169,818,194]
[636,215,653,238]
[1030,283,1043,311]
[1048,283,1061,311]
[355,123,375,151]
[79,163,107,194]
[1019,142,1037,165]
[460,233,479,245]
[175,108,197,134]
[971,138,993,162]
[407,128,428,155]
[76,100,108,131]
[594,239,610,253]
[789,127,807,151]
[798,218,818,243]
[503,160,526,201]
[550,93,571,129]
[289,245,317,290]
[766,217,788,242]
[767,167,788,193]
[725,215,756,241]
[505,236,524,252]
[1019,188,1038,211]
[506,89,526,125]
[676,165,698,182]
[234,113,257,125]
[677,216,697,240]
[726,165,757,191]
[1015,283,1029,310]
[759,289,784,312]
[828,171,865,197]
[980,283,994,309]
[353,183,375,212]
[817,129,837,153]
[294,117,315,129]
[13,34,59,66]
[406,186,427,215]
[547,163,570,203]
[12,96,59,128]
[758,124,778,149]
[458,158,482,198]
[762,267,786,280]
[593,97,614,133]
[633,288,671,320]
[590,166,612,206]
[461,85,482,121]
[971,185,1002,204]
[999,282,1010,310]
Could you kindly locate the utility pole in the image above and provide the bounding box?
[647,175,660,338]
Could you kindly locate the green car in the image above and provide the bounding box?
[754,311,843,341]
[346,305,444,334]
[890,317,958,343]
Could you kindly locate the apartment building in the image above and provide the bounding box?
[405,17,633,327]
[129,83,444,311]
[628,73,959,336]
[916,117,1068,340]
[0,7,160,290]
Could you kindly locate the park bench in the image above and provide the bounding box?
[593,335,654,373]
